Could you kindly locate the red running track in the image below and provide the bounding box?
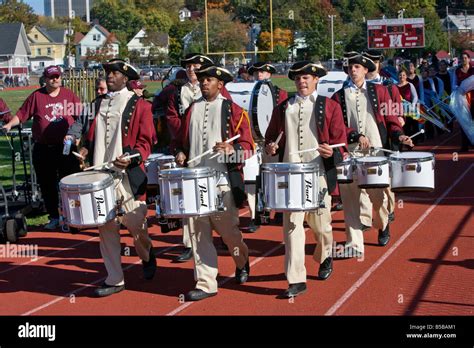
[0,130,472,316]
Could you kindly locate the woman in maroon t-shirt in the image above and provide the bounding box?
[454,51,474,151]
[2,66,82,230]
[397,70,419,138]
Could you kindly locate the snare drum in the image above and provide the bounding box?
[390,152,435,192]
[145,154,176,185]
[158,167,217,218]
[261,162,320,211]
[59,171,116,228]
[336,158,355,184]
[355,157,390,189]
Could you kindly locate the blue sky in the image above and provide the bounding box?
[24,0,44,15]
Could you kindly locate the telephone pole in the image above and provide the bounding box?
[328,15,336,70]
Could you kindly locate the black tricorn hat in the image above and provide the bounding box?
[248,62,277,75]
[195,65,233,84]
[103,59,140,80]
[363,49,384,62]
[343,51,360,73]
[288,61,327,80]
[345,54,377,73]
[180,53,214,68]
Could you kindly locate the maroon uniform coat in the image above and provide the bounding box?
[332,82,404,148]
[83,95,155,201]
[265,95,347,194]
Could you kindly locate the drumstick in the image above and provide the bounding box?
[289,143,346,155]
[374,147,399,154]
[84,153,141,171]
[274,131,284,144]
[409,129,425,139]
[72,151,85,160]
[190,134,241,163]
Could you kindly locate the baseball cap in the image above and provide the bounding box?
[43,65,62,78]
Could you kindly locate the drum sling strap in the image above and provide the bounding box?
[221,99,247,208]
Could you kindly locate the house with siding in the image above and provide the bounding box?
[0,23,31,77]
[28,26,67,71]
[75,24,119,67]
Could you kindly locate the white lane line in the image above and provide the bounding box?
[0,236,99,275]
[165,242,285,316]
[325,163,473,316]
[21,244,180,316]
[166,210,339,316]
[20,210,251,315]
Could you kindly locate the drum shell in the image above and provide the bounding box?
[336,158,355,184]
[146,154,176,186]
[261,163,320,211]
[159,167,217,217]
[355,157,390,189]
[390,152,435,192]
[59,172,116,228]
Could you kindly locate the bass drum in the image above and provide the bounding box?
[226,80,276,141]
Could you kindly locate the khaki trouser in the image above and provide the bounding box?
[283,176,333,284]
[99,174,152,286]
[339,180,389,254]
[358,186,395,227]
[188,185,249,293]
[182,219,192,248]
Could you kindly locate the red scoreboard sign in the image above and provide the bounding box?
[367,18,425,49]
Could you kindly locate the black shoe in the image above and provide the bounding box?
[246,220,260,233]
[185,289,217,301]
[235,260,250,284]
[332,202,343,211]
[283,283,307,298]
[143,248,157,280]
[378,225,390,246]
[361,224,371,232]
[94,283,125,297]
[318,257,333,280]
[273,212,283,225]
[388,212,395,223]
[173,247,193,262]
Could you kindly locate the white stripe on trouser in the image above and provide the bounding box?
[188,185,249,293]
[339,181,389,254]
[283,176,333,285]
[98,175,152,286]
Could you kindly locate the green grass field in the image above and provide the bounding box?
[0,77,295,226]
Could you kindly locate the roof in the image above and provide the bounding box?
[32,26,66,44]
[436,50,450,59]
[74,32,85,45]
[29,56,55,61]
[445,14,473,31]
[94,24,119,43]
[0,22,31,56]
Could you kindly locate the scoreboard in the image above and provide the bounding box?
[367,18,425,49]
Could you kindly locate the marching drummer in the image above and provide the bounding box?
[332,53,413,256]
[363,50,404,226]
[67,59,157,297]
[153,53,225,262]
[173,65,254,301]
[265,61,347,298]
[245,61,289,231]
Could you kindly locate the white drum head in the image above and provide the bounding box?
[356,156,388,164]
[250,81,275,140]
[390,152,434,160]
[61,171,111,186]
